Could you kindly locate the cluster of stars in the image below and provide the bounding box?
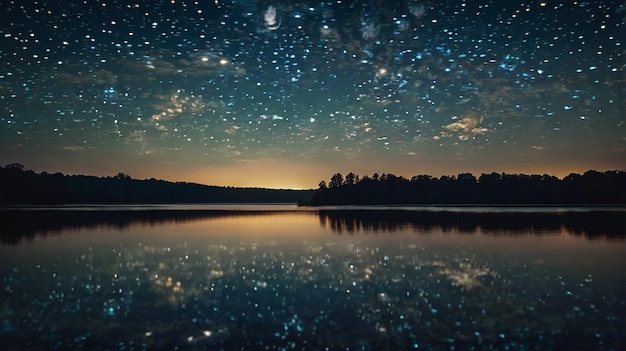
[0,0,623,170]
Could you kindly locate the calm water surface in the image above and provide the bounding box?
[1,205,625,350]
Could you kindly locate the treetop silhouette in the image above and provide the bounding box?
[310,170,626,205]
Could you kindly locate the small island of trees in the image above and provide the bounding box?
[310,170,626,205]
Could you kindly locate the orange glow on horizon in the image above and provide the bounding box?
[173,159,330,190]
[14,149,624,190]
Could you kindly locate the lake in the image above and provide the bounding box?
[1,205,625,350]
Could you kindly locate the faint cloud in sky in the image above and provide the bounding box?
[442,116,489,140]
[62,146,94,151]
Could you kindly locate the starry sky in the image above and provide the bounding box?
[1,0,624,189]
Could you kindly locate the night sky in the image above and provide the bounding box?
[1,1,624,189]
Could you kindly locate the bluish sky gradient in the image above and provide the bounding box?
[1,1,624,188]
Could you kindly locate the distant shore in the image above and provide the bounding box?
[2,164,624,206]
[308,171,626,206]
[0,164,314,205]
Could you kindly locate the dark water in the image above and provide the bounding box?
[1,206,625,350]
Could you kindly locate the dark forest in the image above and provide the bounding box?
[0,164,313,205]
[310,170,626,205]
[2,164,625,206]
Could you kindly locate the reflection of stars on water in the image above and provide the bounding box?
[264,5,281,31]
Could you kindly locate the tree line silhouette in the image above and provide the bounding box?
[0,163,313,205]
[311,170,626,205]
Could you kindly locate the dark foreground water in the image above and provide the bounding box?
[1,205,625,350]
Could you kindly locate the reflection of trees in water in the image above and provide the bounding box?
[0,210,285,245]
[2,209,624,245]
[318,210,626,240]
[318,212,408,234]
